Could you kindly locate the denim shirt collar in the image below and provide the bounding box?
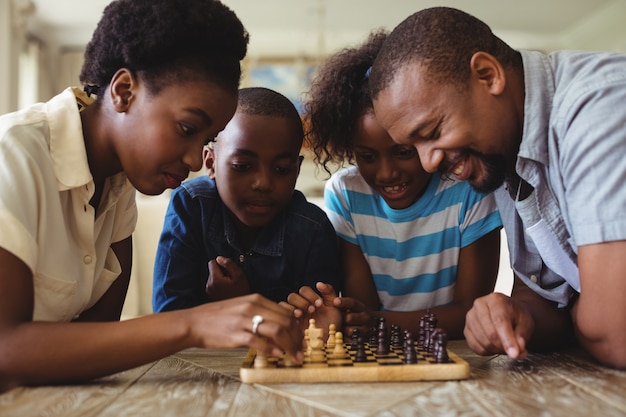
[213,204,285,257]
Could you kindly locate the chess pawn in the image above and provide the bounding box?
[354,337,368,362]
[376,328,390,355]
[327,323,336,349]
[332,331,346,357]
[350,328,360,351]
[254,351,268,368]
[403,332,418,364]
[432,328,449,363]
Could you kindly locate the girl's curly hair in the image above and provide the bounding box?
[79,0,249,99]
[303,30,387,176]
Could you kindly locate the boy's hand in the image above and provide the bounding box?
[333,296,373,337]
[205,256,250,301]
[283,282,342,339]
[464,292,533,360]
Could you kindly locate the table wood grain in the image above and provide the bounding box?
[1,340,624,417]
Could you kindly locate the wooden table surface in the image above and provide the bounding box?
[1,340,624,417]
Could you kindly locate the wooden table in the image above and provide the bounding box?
[1,340,624,417]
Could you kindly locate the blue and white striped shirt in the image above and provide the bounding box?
[325,166,501,311]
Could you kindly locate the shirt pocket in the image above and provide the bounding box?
[33,273,77,322]
[88,247,122,309]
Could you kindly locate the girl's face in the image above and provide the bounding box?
[353,111,431,210]
[114,75,237,195]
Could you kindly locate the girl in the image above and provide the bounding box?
[288,31,502,340]
[0,0,301,391]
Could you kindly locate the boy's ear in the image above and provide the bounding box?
[109,68,136,113]
[297,155,304,175]
[204,146,217,179]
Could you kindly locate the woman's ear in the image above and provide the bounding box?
[469,52,506,96]
[109,68,136,113]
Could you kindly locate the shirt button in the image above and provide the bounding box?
[83,255,93,264]
[530,274,538,283]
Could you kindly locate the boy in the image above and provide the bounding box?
[153,87,342,312]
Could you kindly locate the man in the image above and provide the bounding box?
[369,6,626,369]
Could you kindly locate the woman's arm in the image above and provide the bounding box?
[0,247,302,391]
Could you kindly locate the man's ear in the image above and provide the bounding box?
[469,52,506,96]
[109,68,136,113]
[204,146,217,179]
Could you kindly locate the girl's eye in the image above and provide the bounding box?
[396,147,417,158]
[356,152,375,162]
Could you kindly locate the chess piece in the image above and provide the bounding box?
[332,331,346,357]
[308,319,325,362]
[432,328,449,363]
[354,337,368,362]
[376,328,390,355]
[254,351,268,368]
[350,328,360,351]
[390,324,401,349]
[403,331,418,364]
[327,323,336,349]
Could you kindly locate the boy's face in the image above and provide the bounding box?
[353,111,431,210]
[206,112,303,231]
[373,62,518,193]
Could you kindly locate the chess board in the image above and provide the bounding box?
[240,342,470,384]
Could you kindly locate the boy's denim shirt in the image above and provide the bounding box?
[152,176,342,312]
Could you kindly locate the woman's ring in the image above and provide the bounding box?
[252,314,264,335]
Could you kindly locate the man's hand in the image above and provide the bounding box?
[463,292,534,359]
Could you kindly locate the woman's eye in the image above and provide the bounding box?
[179,123,197,136]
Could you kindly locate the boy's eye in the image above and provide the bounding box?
[231,162,251,171]
[275,166,294,175]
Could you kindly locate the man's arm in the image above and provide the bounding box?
[575,241,626,369]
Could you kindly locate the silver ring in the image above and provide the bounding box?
[252,314,264,335]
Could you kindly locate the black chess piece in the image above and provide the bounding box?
[376,328,390,355]
[403,331,418,364]
[354,337,368,362]
[350,328,360,351]
[432,328,449,363]
[390,324,401,349]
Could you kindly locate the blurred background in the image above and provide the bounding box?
[2,0,625,317]
[2,0,626,114]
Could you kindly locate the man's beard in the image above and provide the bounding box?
[464,150,509,194]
